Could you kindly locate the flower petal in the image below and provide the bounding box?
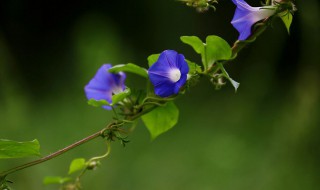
[148,50,189,97]
[84,64,127,110]
[148,70,173,86]
[231,0,276,40]
[154,81,176,97]
[92,64,113,88]
[177,53,189,75]
[174,74,187,94]
[111,71,126,93]
[84,88,112,103]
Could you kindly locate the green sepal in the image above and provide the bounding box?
[43,176,72,185]
[111,88,131,106]
[141,102,179,140]
[147,54,160,67]
[68,158,86,175]
[278,11,293,34]
[0,139,40,159]
[186,59,202,74]
[205,35,232,68]
[87,88,131,107]
[218,63,240,92]
[109,63,148,78]
[88,99,110,107]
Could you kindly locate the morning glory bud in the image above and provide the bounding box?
[148,50,189,97]
[231,0,276,40]
[84,64,126,110]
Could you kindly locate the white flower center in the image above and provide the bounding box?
[112,86,123,95]
[168,69,181,83]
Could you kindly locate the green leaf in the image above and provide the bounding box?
[180,36,205,55]
[186,60,202,74]
[205,35,232,67]
[87,88,131,107]
[0,139,40,159]
[229,78,240,91]
[279,11,293,34]
[88,99,110,107]
[218,63,240,92]
[109,63,148,78]
[141,102,179,140]
[111,88,131,105]
[181,36,206,69]
[147,54,160,67]
[68,158,86,175]
[43,176,72,185]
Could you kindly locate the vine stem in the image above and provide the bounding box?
[0,13,274,181]
[0,103,157,178]
[0,123,114,178]
[231,19,269,57]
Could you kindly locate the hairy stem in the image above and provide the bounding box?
[0,123,114,178]
[0,12,274,182]
[0,102,156,178]
[231,22,269,57]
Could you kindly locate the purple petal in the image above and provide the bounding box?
[174,74,187,94]
[111,71,126,92]
[154,81,176,97]
[163,50,180,68]
[177,53,189,75]
[84,64,127,110]
[231,0,276,40]
[149,51,176,73]
[148,71,173,86]
[92,64,113,87]
[148,50,189,97]
[84,88,112,102]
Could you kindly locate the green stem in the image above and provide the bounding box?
[266,0,271,5]
[0,123,114,178]
[88,141,111,161]
[231,20,269,57]
[0,102,156,178]
[0,9,275,181]
[74,140,112,186]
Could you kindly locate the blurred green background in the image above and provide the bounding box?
[1,0,320,189]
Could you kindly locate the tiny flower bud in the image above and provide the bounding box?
[87,160,100,170]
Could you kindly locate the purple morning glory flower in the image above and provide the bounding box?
[84,64,126,110]
[231,0,276,40]
[148,50,189,97]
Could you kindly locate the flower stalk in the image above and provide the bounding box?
[0,123,115,178]
[0,1,297,187]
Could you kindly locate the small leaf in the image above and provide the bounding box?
[186,59,202,74]
[218,63,240,92]
[205,35,232,67]
[181,36,206,69]
[88,99,110,107]
[68,158,86,175]
[180,36,205,55]
[109,63,148,78]
[43,176,72,185]
[0,139,40,159]
[147,54,160,67]
[141,102,179,140]
[229,78,240,92]
[111,88,131,105]
[279,11,293,34]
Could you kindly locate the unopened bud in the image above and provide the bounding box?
[87,160,100,170]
